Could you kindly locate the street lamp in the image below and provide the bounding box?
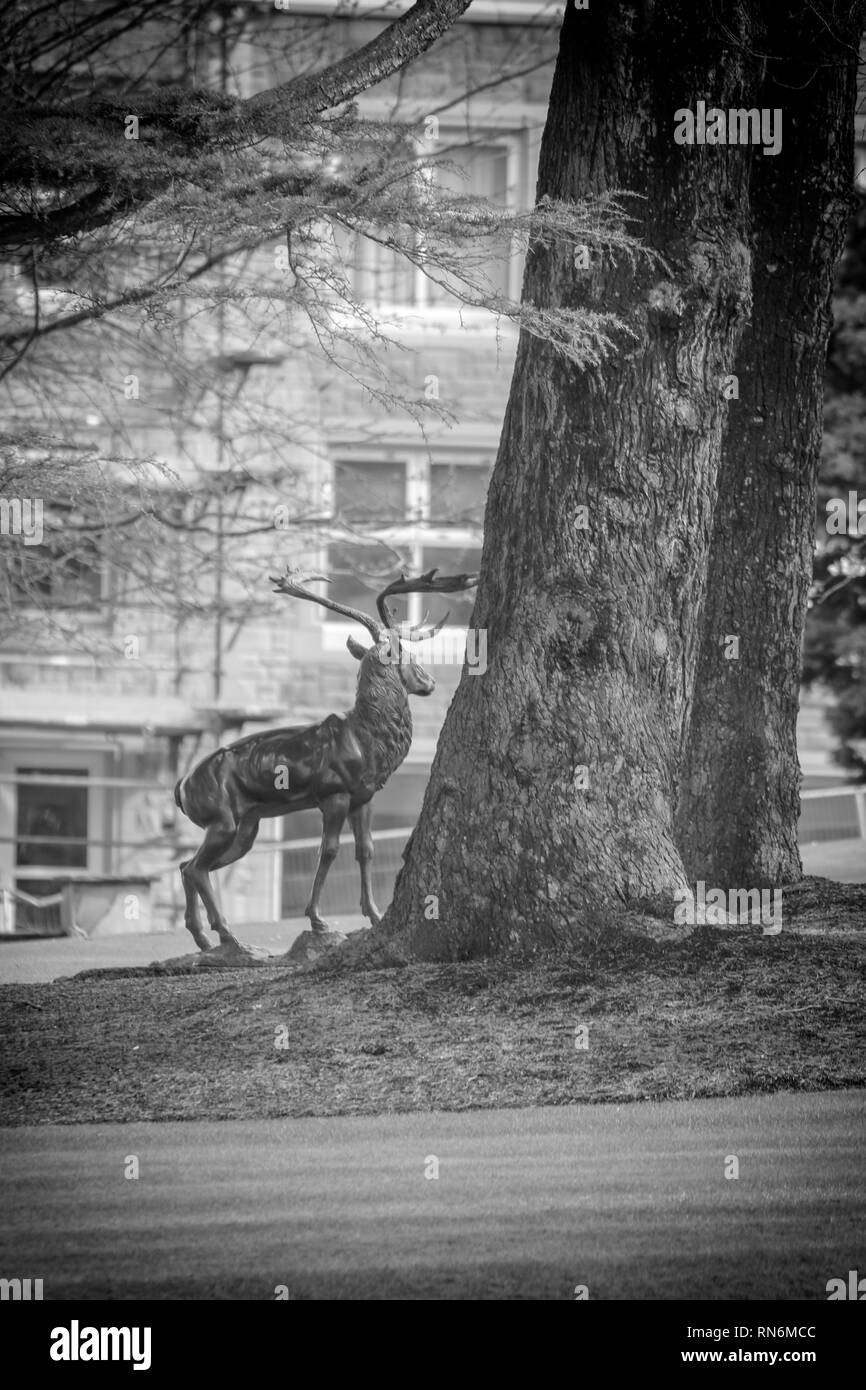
[205,349,287,702]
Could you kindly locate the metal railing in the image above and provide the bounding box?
[138,827,413,923]
[2,779,863,933]
[798,785,866,844]
[262,826,410,918]
[0,885,64,936]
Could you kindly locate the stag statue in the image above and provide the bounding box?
[173,566,478,951]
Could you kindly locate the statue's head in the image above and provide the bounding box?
[346,631,435,696]
[271,565,478,703]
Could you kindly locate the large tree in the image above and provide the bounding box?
[380,0,759,957]
[378,0,865,959]
[676,2,865,886]
[803,194,866,777]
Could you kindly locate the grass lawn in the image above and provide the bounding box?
[1,877,863,1126]
[1,1094,863,1299]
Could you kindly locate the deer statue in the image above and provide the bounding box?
[173,566,478,951]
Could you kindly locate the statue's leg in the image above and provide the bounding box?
[305,793,350,933]
[349,801,381,926]
[179,857,212,951]
[182,817,244,949]
[209,813,261,868]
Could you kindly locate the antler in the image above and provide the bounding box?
[270,567,380,639]
[271,566,479,644]
[376,568,479,640]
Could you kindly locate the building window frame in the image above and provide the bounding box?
[331,123,540,316]
[319,447,487,648]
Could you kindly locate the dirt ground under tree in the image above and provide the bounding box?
[1,878,863,1126]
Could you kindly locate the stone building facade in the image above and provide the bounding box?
[0,2,561,934]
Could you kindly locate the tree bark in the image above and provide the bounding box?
[379,0,757,959]
[676,3,866,888]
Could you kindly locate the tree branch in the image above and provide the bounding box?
[245,0,474,136]
[0,0,473,247]
[0,183,146,251]
[0,238,262,352]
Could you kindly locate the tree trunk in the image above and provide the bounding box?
[379,0,757,959]
[676,4,865,889]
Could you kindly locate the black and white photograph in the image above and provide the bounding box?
[0,0,865,1348]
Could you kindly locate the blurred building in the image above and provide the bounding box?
[0,1,560,934]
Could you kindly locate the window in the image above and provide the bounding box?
[325,545,411,626]
[430,462,489,524]
[334,230,417,306]
[332,131,535,308]
[327,136,418,307]
[417,544,483,627]
[324,454,488,629]
[436,143,510,204]
[331,456,491,526]
[333,461,406,524]
[16,768,88,870]
[0,752,107,934]
[425,142,514,304]
[5,539,103,611]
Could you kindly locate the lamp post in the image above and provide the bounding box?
[207,350,287,703]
